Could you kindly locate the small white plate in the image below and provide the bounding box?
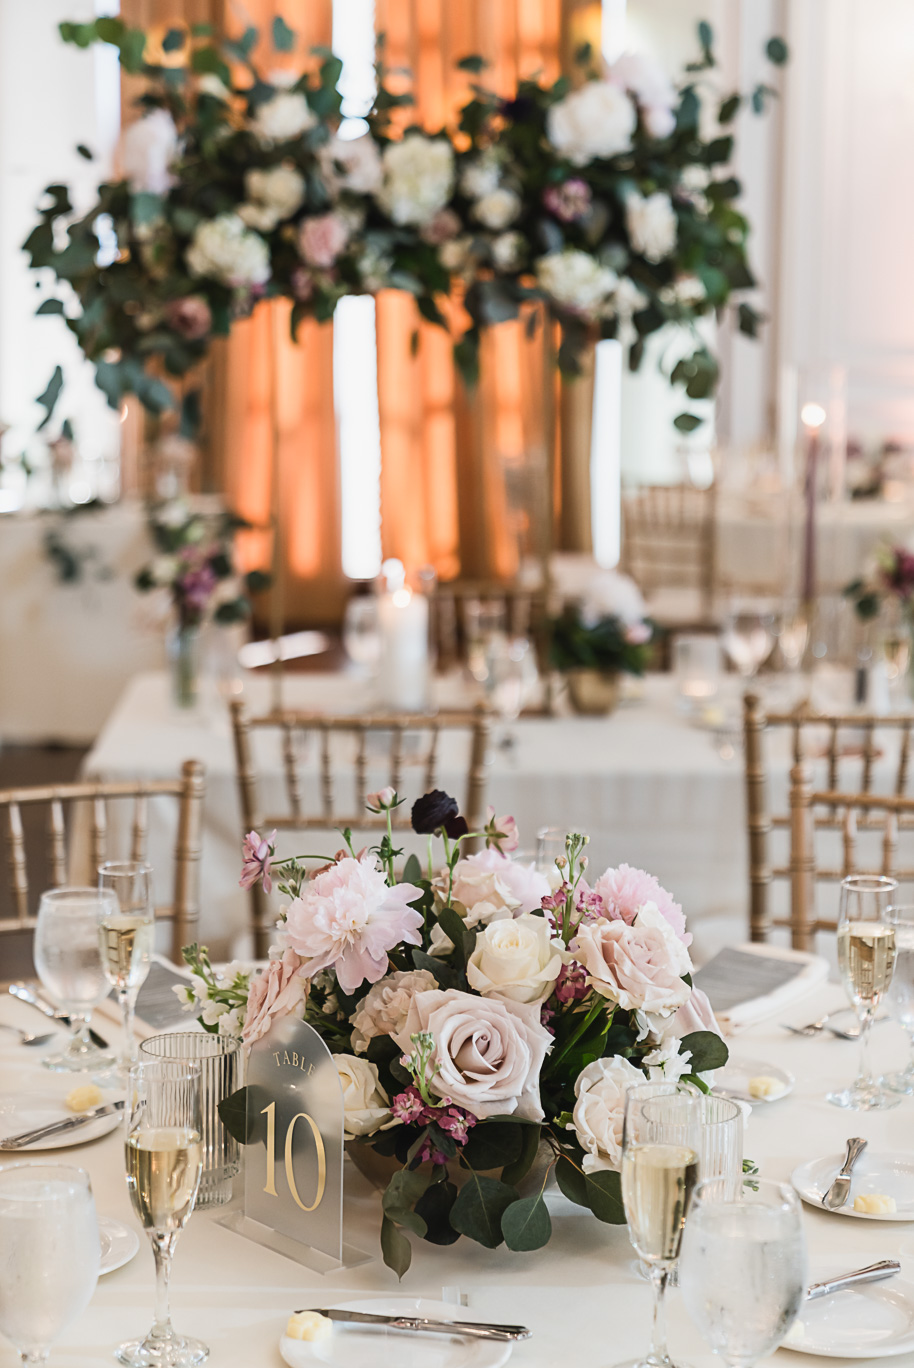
[98,1216,140,1275]
[279,1299,516,1368]
[0,1089,122,1151]
[792,1152,914,1220]
[715,1056,795,1104]
[783,1262,914,1357]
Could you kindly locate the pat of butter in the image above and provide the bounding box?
[748,1076,784,1100]
[65,1084,103,1113]
[853,1193,897,1215]
[286,1311,333,1342]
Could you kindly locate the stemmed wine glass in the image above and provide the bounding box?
[485,635,530,753]
[613,1082,701,1368]
[679,1179,807,1368]
[342,596,381,673]
[884,903,914,1094]
[827,874,898,1111]
[118,1058,208,1367]
[720,601,775,679]
[0,1162,101,1366]
[98,862,155,1073]
[33,887,117,1072]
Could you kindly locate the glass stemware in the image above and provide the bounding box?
[0,1162,100,1366]
[118,1059,208,1368]
[827,874,899,1111]
[342,595,381,673]
[535,827,566,885]
[884,903,914,1094]
[720,601,775,679]
[33,887,117,1072]
[485,635,530,752]
[613,1082,701,1368]
[679,1178,807,1368]
[98,862,155,1073]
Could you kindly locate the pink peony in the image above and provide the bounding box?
[284,856,423,995]
[240,829,276,893]
[571,905,692,1016]
[298,211,350,269]
[242,948,307,1047]
[165,296,212,340]
[592,863,690,945]
[460,848,550,916]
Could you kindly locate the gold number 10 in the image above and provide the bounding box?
[260,1102,327,1211]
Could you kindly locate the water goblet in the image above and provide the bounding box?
[117,1058,207,1368]
[827,874,899,1111]
[884,903,914,1094]
[342,595,381,672]
[33,887,117,1072]
[721,601,775,679]
[97,862,155,1073]
[0,1161,101,1366]
[679,1178,807,1368]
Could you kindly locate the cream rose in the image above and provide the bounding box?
[626,190,677,263]
[393,988,552,1121]
[467,914,565,1005]
[570,1055,645,1172]
[571,904,692,1016]
[350,968,438,1053]
[332,1054,393,1139]
[473,187,521,231]
[447,860,521,926]
[547,80,636,165]
[252,90,316,143]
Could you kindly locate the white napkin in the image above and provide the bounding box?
[695,941,830,1036]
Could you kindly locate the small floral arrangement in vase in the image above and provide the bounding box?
[845,543,914,697]
[180,788,726,1275]
[550,569,655,714]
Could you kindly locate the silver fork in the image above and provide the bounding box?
[0,1023,54,1047]
[782,1014,832,1037]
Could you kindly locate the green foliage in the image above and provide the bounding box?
[501,1191,552,1250]
[35,367,64,431]
[217,1084,270,1145]
[449,1173,518,1248]
[549,604,653,676]
[766,36,789,65]
[680,1030,729,1072]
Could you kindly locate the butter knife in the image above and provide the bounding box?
[1,1100,125,1150]
[8,983,109,1051]
[300,1309,531,1341]
[806,1261,901,1301]
[822,1137,867,1209]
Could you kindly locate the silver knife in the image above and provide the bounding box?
[1,1100,125,1150]
[822,1137,867,1209]
[806,1261,901,1300]
[300,1309,531,1341]
[8,983,109,1050]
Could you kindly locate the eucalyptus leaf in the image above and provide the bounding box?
[449,1173,517,1248]
[673,412,703,434]
[501,1191,552,1251]
[766,36,788,65]
[414,1178,461,1245]
[501,1123,542,1188]
[680,1030,729,1072]
[402,854,422,885]
[35,366,64,431]
[217,1084,270,1145]
[555,1154,587,1207]
[584,1168,625,1224]
[272,16,295,51]
[380,1214,412,1279]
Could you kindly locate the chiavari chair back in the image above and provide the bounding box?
[620,483,717,622]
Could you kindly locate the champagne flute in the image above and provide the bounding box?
[33,887,117,1072]
[884,903,914,1094]
[679,1178,807,1368]
[827,874,898,1111]
[0,1162,100,1367]
[98,862,155,1072]
[613,1082,701,1368]
[118,1059,207,1368]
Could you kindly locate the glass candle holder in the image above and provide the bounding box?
[674,634,722,711]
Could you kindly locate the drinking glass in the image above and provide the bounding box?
[485,635,530,751]
[0,1161,100,1366]
[827,874,899,1111]
[342,596,381,672]
[776,605,809,673]
[140,1033,241,1208]
[535,827,566,885]
[98,862,154,1072]
[614,1082,701,1368]
[119,1059,207,1367]
[33,887,117,1072]
[673,635,721,711]
[697,1095,743,1198]
[464,599,507,683]
[721,602,775,679]
[884,903,914,1094]
[679,1179,807,1368]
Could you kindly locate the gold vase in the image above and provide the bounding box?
[566,668,620,716]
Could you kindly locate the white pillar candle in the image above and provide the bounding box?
[377,586,430,712]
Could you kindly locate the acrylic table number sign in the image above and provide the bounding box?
[219,1015,369,1272]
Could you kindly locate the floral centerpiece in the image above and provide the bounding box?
[550,569,654,714]
[180,789,726,1275]
[845,544,914,697]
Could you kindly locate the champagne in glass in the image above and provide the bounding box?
[126,1127,203,1234]
[34,887,117,1072]
[884,905,914,1094]
[828,875,899,1111]
[98,862,154,1073]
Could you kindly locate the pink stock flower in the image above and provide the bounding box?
[543,178,592,223]
[284,856,423,995]
[592,863,690,945]
[242,948,307,1047]
[484,806,520,853]
[240,829,276,893]
[298,212,350,269]
[554,960,589,1004]
[390,1085,427,1125]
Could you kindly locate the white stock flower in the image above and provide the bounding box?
[467,914,565,1005]
[119,108,178,195]
[186,214,271,287]
[473,187,521,231]
[252,90,316,144]
[244,164,305,220]
[460,152,502,199]
[377,134,455,226]
[150,555,178,586]
[547,80,636,166]
[569,1055,645,1172]
[319,132,383,195]
[661,274,705,308]
[350,969,438,1053]
[332,1054,393,1139]
[217,1008,243,1038]
[641,1034,693,1082]
[536,249,617,319]
[626,191,677,264]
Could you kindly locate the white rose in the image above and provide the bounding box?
[536,249,617,319]
[467,914,565,1005]
[252,90,315,144]
[238,203,281,232]
[570,1055,645,1172]
[626,191,677,264]
[473,187,521,231]
[491,231,524,272]
[332,1054,393,1139]
[460,152,502,199]
[377,134,455,226]
[319,132,383,195]
[547,80,636,166]
[186,213,271,287]
[643,105,676,139]
[610,51,677,140]
[119,108,178,195]
[245,164,305,219]
[350,969,438,1054]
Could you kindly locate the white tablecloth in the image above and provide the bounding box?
[2,980,912,1368]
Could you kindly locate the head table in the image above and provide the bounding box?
[1,980,911,1367]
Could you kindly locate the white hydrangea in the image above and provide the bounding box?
[119,108,178,196]
[186,213,271,287]
[252,90,315,144]
[535,248,617,318]
[244,164,305,219]
[626,191,677,263]
[319,132,383,196]
[460,151,502,199]
[377,133,455,226]
[473,187,521,231]
[547,80,636,166]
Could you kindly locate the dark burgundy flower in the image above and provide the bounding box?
[500,95,536,123]
[411,790,460,834]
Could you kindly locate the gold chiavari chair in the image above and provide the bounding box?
[229,700,491,956]
[743,692,914,946]
[433,578,548,665]
[0,761,205,964]
[620,483,718,627]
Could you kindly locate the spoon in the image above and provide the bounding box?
[0,1023,55,1047]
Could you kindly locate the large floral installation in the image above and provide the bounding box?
[26,16,785,437]
[180,790,727,1275]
